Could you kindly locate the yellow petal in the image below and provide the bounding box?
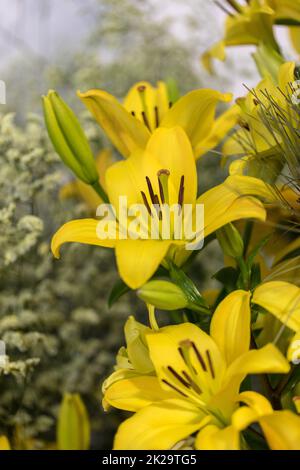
[232,391,273,431]
[161,89,232,158]
[201,41,226,74]
[196,180,266,240]
[287,329,300,363]
[278,61,296,91]
[253,281,300,332]
[51,218,115,258]
[195,105,240,158]
[78,89,150,158]
[259,411,300,450]
[145,127,197,204]
[113,399,209,450]
[0,436,10,450]
[224,175,278,202]
[225,343,290,387]
[104,376,175,412]
[210,290,251,365]
[115,239,172,289]
[195,424,240,450]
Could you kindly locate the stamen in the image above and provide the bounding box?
[141,191,152,216]
[131,111,136,116]
[137,85,146,92]
[182,371,202,394]
[141,111,150,130]
[169,101,173,108]
[154,105,159,128]
[191,342,207,372]
[157,169,170,204]
[206,350,215,379]
[238,118,250,131]
[153,194,162,220]
[146,176,156,204]
[162,379,188,397]
[178,343,197,375]
[167,366,191,388]
[178,175,185,207]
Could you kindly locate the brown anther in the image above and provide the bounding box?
[167,366,191,388]
[154,105,159,127]
[238,118,250,131]
[131,111,136,116]
[253,98,259,106]
[191,342,207,372]
[178,175,185,207]
[141,111,150,130]
[137,85,146,92]
[141,191,152,216]
[162,379,188,397]
[169,101,173,108]
[206,350,215,379]
[146,176,156,204]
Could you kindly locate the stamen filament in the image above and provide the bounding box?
[157,169,170,205]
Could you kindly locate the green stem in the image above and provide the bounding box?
[91,180,109,203]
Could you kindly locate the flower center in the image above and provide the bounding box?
[129,85,173,131]
[140,170,185,220]
[161,339,216,405]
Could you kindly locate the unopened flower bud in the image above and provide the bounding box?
[42,90,99,186]
[216,223,244,259]
[57,393,90,450]
[138,280,188,310]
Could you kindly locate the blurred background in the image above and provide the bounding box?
[0,0,295,450]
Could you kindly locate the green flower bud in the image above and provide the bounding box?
[137,280,188,310]
[42,90,99,186]
[57,393,90,450]
[216,223,244,259]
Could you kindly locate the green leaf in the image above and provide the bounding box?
[108,279,130,307]
[212,266,239,292]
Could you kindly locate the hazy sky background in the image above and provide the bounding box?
[0,0,295,97]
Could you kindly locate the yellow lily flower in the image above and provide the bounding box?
[52,127,269,289]
[78,80,234,160]
[60,149,113,213]
[202,0,277,73]
[202,0,300,72]
[104,290,290,449]
[224,61,296,162]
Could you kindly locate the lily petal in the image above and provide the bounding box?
[195,105,240,158]
[259,411,300,450]
[113,398,209,450]
[104,376,175,412]
[78,89,150,158]
[253,281,300,332]
[161,89,232,158]
[195,424,240,450]
[225,343,290,388]
[51,219,115,258]
[196,181,266,240]
[115,239,172,289]
[210,290,251,366]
